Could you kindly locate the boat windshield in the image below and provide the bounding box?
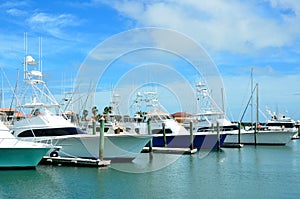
[197,125,239,132]
[266,123,295,128]
[16,127,87,137]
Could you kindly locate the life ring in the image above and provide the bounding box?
[50,151,59,157]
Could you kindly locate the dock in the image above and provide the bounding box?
[41,156,111,167]
[142,147,198,154]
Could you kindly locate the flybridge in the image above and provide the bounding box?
[23,55,44,84]
[16,33,61,114]
[23,32,44,84]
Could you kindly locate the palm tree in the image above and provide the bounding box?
[92,106,98,119]
[103,106,112,115]
[82,109,88,121]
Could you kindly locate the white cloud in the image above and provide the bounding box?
[105,0,300,54]
[27,13,80,39]
[6,8,26,16]
[0,1,27,8]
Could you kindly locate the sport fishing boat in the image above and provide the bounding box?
[123,91,227,149]
[9,39,151,162]
[0,120,53,169]
[224,82,296,145]
[264,110,297,131]
[11,107,151,161]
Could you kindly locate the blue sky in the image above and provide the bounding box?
[0,0,300,121]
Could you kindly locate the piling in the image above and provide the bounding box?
[238,122,241,144]
[189,121,194,150]
[162,122,167,147]
[92,120,96,135]
[254,124,257,146]
[99,117,105,161]
[217,122,220,150]
[147,119,153,152]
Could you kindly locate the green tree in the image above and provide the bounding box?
[103,106,112,115]
[82,109,88,121]
[92,106,98,118]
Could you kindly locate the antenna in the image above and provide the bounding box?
[1,74,4,108]
[39,37,43,73]
[24,32,27,79]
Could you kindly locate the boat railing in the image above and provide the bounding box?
[0,138,21,146]
[0,137,53,147]
[29,137,55,146]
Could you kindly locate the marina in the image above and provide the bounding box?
[1,140,300,198]
[1,1,300,198]
[0,31,299,199]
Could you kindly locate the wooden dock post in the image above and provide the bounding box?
[147,119,153,152]
[217,122,220,150]
[238,122,241,144]
[92,120,96,135]
[99,117,105,161]
[211,123,215,148]
[162,122,167,147]
[254,83,258,146]
[189,121,194,150]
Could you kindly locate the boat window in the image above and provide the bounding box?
[17,127,86,137]
[153,128,173,134]
[197,125,239,132]
[267,123,295,128]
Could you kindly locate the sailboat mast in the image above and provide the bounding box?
[251,67,253,128]
[256,83,259,126]
[255,83,259,145]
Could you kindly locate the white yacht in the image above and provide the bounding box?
[9,41,151,162]
[224,85,297,145]
[184,81,296,146]
[122,91,227,149]
[264,111,297,131]
[0,120,53,169]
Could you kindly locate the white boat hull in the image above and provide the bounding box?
[1,124,53,169]
[0,147,51,169]
[27,134,152,162]
[224,130,296,145]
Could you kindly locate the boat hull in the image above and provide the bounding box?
[43,134,152,162]
[0,147,51,169]
[151,133,227,149]
[224,130,296,145]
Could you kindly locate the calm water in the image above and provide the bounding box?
[1,140,300,199]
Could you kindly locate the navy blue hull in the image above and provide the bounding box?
[151,134,227,149]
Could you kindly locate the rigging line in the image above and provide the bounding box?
[239,84,258,123]
[0,67,37,137]
[78,80,94,115]
[9,69,19,114]
[237,73,252,120]
[62,83,80,113]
